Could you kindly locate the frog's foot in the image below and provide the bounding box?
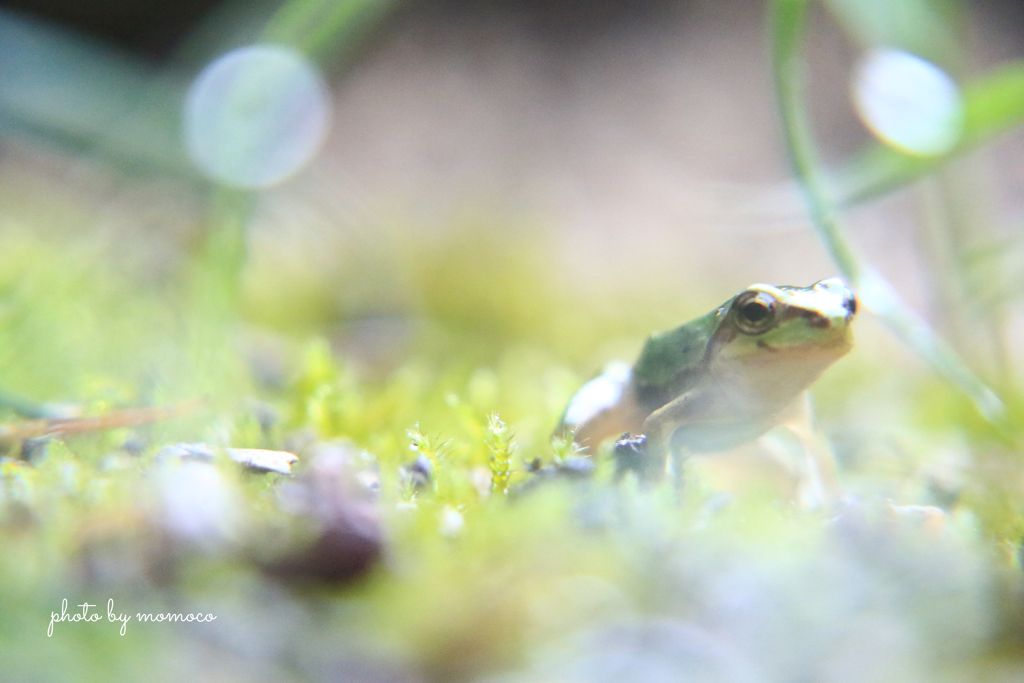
[612,433,648,481]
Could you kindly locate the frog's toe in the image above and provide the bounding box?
[614,433,647,449]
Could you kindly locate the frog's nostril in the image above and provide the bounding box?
[843,292,857,316]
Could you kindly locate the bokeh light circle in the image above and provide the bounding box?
[184,44,331,189]
[852,48,964,157]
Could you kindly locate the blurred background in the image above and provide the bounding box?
[2,0,1024,364]
[3,0,1024,681]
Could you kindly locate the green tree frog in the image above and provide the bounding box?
[559,278,856,496]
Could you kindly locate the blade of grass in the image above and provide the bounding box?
[822,0,963,68]
[771,0,1003,421]
[261,0,398,61]
[833,62,1024,204]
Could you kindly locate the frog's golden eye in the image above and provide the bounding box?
[733,291,778,335]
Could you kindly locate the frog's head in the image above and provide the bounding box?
[710,277,856,377]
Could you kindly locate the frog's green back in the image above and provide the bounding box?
[631,307,721,400]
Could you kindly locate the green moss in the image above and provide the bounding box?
[0,196,1023,682]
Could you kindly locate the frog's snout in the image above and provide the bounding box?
[814,278,857,321]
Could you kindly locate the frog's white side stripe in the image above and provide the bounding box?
[563,360,632,428]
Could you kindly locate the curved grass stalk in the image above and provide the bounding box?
[771,0,1003,421]
[262,0,397,60]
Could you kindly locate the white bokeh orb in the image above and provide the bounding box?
[852,48,964,157]
[184,44,331,189]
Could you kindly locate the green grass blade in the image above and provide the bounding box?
[261,0,398,60]
[834,62,1024,204]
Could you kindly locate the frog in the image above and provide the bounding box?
[558,278,856,499]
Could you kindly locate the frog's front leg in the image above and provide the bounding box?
[612,396,697,487]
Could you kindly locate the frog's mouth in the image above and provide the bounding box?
[781,297,856,329]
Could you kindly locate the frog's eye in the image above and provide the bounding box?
[733,291,778,335]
